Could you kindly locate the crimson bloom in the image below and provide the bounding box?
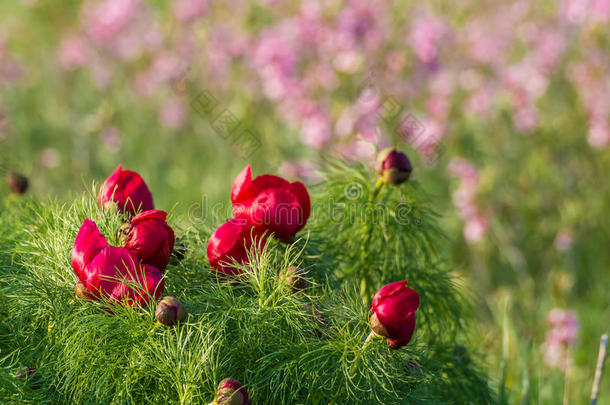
[98,165,154,216]
[231,165,310,242]
[72,219,164,307]
[207,219,266,280]
[123,210,175,272]
[370,281,420,349]
[378,148,413,185]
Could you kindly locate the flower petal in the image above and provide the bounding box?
[72,219,109,282]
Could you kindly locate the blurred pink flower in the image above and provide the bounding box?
[172,0,208,23]
[409,10,449,64]
[83,0,140,44]
[513,106,539,133]
[448,158,479,182]
[101,126,121,152]
[160,98,187,130]
[587,119,610,149]
[38,148,61,169]
[301,112,331,150]
[278,160,319,183]
[58,36,88,70]
[467,85,495,117]
[543,308,579,371]
[464,215,489,243]
[554,229,574,251]
[335,0,384,50]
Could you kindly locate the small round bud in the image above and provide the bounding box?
[216,378,249,405]
[378,148,412,185]
[7,172,29,194]
[116,221,132,245]
[279,266,309,292]
[14,366,41,389]
[155,296,188,327]
[369,312,388,337]
[14,366,36,379]
[75,282,94,301]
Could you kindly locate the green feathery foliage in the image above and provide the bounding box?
[0,165,495,404]
[308,161,470,339]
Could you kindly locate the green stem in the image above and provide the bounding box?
[350,332,378,377]
[357,179,386,300]
[591,334,608,405]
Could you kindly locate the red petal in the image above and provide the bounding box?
[72,219,109,283]
[288,181,311,227]
[130,209,167,225]
[98,165,123,208]
[231,165,253,203]
[371,281,408,311]
[387,312,417,349]
[207,219,250,266]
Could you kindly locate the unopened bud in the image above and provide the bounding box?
[155,296,188,327]
[369,311,388,337]
[279,266,309,292]
[216,378,249,405]
[7,172,29,194]
[378,148,412,185]
[116,221,131,245]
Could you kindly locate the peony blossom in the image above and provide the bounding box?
[370,281,420,349]
[123,210,175,272]
[231,165,310,242]
[98,165,154,216]
[207,219,266,280]
[72,219,164,307]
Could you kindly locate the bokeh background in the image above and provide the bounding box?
[1,0,609,403]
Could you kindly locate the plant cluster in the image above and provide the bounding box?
[0,152,495,404]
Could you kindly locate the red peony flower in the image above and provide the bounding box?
[370,280,420,349]
[124,210,175,272]
[378,148,413,185]
[231,165,310,242]
[72,219,164,307]
[207,219,266,280]
[98,165,154,216]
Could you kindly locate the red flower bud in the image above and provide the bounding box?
[370,281,419,349]
[207,219,266,281]
[7,171,29,194]
[155,296,187,326]
[216,378,249,405]
[72,219,164,307]
[231,165,310,242]
[378,148,412,185]
[98,165,154,216]
[279,266,309,292]
[124,210,175,272]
